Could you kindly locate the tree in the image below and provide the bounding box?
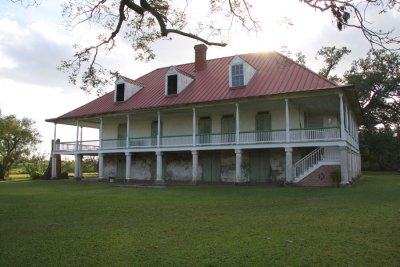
[0,112,41,180]
[316,46,351,80]
[359,127,400,171]
[344,49,400,129]
[52,0,400,94]
[23,152,48,179]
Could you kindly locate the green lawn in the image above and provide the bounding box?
[0,172,399,266]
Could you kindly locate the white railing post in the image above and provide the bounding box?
[126,114,130,148]
[75,121,79,151]
[157,111,161,148]
[99,117,103,149]
[192,108,196,146]
[285,99,290,143]
[339,93,346,141]
[236,103,240,145]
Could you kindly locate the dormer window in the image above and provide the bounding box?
[116,84,125,102]
[229,56,256,88]
[231,64,244,87]
[114,76,143,103]
[167,74,178,95]
[165,67,194,96]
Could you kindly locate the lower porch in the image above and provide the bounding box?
[60,146,362,187]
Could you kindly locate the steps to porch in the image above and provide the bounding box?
[293,147,340,183]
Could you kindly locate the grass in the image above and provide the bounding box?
[0,172,399,266]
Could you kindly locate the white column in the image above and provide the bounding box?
[51,123,57,178]
[74,154,82,179]
[99,118,103,148]
[75,121,79,151]
[235,149,242,183]
[126,114,130,148]
[80,126,83,149]
[192,108,196,146]
[157,111,161,148]
[192,150,198,183]
[235,104,240,145]
[125,152,132,181]
[340,146,349,186]
[53,123,57,151]
[348,150,353,181]
[339,93,346,141]
[345,103,349,132]
[51,155,57,179]
[285,99,290,142]
[285,147,293,183]
[156,151,163,183]
[98,153,104,179]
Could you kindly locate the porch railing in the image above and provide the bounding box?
[293,147,324,179]
[293,147,340,179]
[55,140,100,152]
[54,127,342,152]
[239,129,286,144]
[290,127,340,141]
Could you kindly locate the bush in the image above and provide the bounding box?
[330,170,341,185]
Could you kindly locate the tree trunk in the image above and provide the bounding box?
[0,167,7,180]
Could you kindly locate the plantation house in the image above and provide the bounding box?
[47,45,361,186]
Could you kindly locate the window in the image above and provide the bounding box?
[231,64,244,87]
[116,84,125,102]
[167,75,178,95]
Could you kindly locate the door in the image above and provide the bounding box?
[118,123,127,147]
[116,156,126,179]
[221,115,235,143]
[198,117,212,144]
[200,152,220,183]
[256,112,271,141]
[250,150,271,183]
[151,120,158,146]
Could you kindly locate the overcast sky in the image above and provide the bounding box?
[0,0,398,155]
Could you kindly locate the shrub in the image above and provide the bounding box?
[330,170,341,185]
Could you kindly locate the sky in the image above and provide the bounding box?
[0,0,399,156]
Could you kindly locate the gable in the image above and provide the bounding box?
[229,56,256,88]
[114,76,143,102]
[164,66,194,96]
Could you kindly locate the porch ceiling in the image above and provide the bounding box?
[290,95,339,113]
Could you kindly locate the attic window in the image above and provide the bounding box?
[116,83,125,102]
[167,75,178,95]
[231,63,244,87]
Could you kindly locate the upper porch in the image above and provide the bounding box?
[51,92,360,154]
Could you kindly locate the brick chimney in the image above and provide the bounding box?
[194,44,208,71]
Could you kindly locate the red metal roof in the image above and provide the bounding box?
[50,51,340,121]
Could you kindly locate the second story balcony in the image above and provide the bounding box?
[54,126,342,153]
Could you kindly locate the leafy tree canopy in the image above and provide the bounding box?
[316,46,351,80]
[0,112,41,180]
[12,0,399,94]
[344,49,400,129]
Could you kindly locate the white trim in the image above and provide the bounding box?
[285,99,290,142]
[339,93,346,141]
[235,104,240,144]
[192,108,196,146]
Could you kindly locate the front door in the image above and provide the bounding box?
[117,156,126,179]
[200,151,220,183]
[249,150,271,183]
